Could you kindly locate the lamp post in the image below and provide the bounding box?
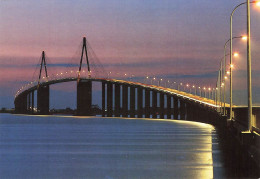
[224,36,246,116]
[229,0,258,121]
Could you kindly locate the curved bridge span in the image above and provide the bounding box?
[14,77,218,123]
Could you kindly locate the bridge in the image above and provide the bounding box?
[14,37,260,175]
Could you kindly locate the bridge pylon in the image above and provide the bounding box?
[37,51,48,88]
[77,37,91,83]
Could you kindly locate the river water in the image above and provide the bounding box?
[0,114,226,178]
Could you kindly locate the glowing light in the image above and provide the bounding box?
[153,77,156,80]
[242,36,247,41]
[233,52,239,57]
[60,72,63,75]
[224,76,228,80]
[256,1,260,6]
[186,84,189,87]
[203,87,206,90]
[226,71,230,75]
[208,88,211,91]
[160,79,163,81]
[146,76,149,79]
[230,64,234,68]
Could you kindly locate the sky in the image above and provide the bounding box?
[1,0,260,108]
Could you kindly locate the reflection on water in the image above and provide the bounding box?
[0,114,225,178]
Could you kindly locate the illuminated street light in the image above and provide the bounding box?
[229,0,259,125]
[233,52,239,57]
[242,36,248,40]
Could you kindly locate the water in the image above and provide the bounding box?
[0,114,225,178]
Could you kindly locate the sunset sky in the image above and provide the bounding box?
[1,0,260,108]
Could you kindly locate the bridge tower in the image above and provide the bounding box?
[77,37,92,116]
[37,51,49,114]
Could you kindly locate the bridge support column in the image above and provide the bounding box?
[107,82,113,117]
[152,90,157,118]
[102,82,106,117]
[77,81,92,116]
[167,95,171,119]
[137,87,143,118]
[21,93,27,114]
[145,89,150,118]
[173,97,179,119]
[130,86,135,118]
[122,85,128,117]
[31,91,34,114]
[192,104,199,122]
[37,85,49,115]
[115,84,121,117]
[180,100,185,120]
[14,96,21,114]
[160,93,164,119]
[186,102,193,121]
[28,92,31,113]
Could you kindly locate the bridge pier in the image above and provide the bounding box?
[102,82,106,117]
[130,86,135,118]
[37,85,49,115]
[137,87,143,118]
[186,102,193,121]
[122,85,128,117]
[77,81,92,116]
[106,82,113,117]
[28,92,31,113]
[167,95,172,119]
[15,93,27,114]
[192,104,199,122]
[115,83,121,117]
[152,90,157,118]
[145,89,150,118]
[173,97,179,119]
[160,93,164,119]
[180,100,186,120]
[31,91,34,114]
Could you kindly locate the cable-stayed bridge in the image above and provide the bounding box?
[14,37,260,173]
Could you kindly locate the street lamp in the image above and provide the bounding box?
[192,85,196,95]
[230,0,259,125]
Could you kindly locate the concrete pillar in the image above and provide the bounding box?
[167,95,171,119]
[137,87,143,118]
[122,85,128,117]
[115,83,121,117]
[37,85,49,115]
[102,82,106,117]
[173,98,179,119]
[107,82,113,117]
[28,92,31,113]
[160,93,164,119]
[145,89,150,118]
[14,96,21,114]
[130,86,135,118]
[192,104,199,122]
[180,100,185,120]
[186,102,193,121]
[31,91,34,114]
[77,81,92,116]
[152,90,157,118]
